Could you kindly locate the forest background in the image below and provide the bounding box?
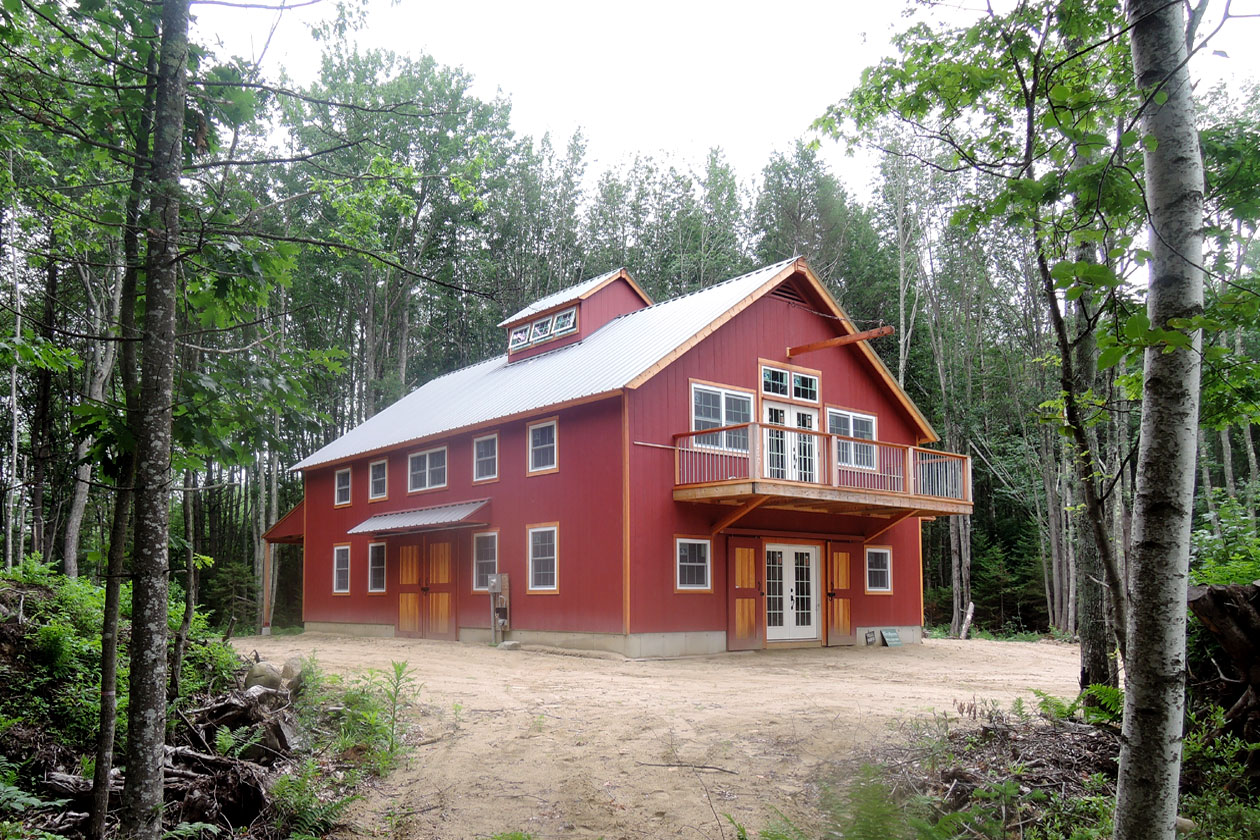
[0,0,1257,647]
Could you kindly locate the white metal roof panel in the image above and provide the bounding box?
[293,259,797,471]
[347,498,490,535]
[496,268,624,327]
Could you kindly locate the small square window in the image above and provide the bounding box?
[676,538,711,590]
[333,545,350,593]
[334,468,351,506]
[473,532,498,591]
[528,420,557,473]
[473,434,498,482]
[530,316,553,342]
[866,548,891,593]
[762,366,789,396]
[528,526,557,591]
[368,543,386,592]
[792,373,818,402]
[408,448,447,492]
[509,325,531,350]
[552,307,577,335]
[369,460,388,500]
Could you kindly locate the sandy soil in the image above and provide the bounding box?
[235,634,1080,840]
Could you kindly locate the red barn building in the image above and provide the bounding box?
[265,258,972,655]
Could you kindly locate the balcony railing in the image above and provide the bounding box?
[674,422,971,504]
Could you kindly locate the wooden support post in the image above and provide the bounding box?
[786,325,893,358]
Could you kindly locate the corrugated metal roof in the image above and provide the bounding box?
[496,268,625,327]
[347,499,489,535]
[293,259,798,471]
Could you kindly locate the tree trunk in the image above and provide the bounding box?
[6,151,22,571]
[119,2,190,838]
[169,469,195,702]
[30,231,57,563]
[1197,428,1220,537]
[1114,1,1205,836]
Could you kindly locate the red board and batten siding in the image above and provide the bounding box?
[625,285,928,636]
[302,397,626,635]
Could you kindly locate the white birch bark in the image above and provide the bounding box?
[1115,1,1205,836]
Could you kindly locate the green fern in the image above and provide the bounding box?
[214,724,263,758]
[1080,684,1124,724]
[1032,689,1080,721]
[271,761,357,839]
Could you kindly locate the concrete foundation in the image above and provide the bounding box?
[302,621,395,638]
[854,625,924,645]
[458,627,728,658]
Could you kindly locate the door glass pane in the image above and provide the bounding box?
[794,551,813,627]
[795,411,815,481]
[766,551,784,628]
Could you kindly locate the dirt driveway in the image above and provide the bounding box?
[236,634,1079,840]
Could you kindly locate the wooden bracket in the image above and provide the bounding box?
[711,496,770,536]
[863,510,919,543]
[786,325,894,358]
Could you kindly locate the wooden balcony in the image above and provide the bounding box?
[673,422,972,520]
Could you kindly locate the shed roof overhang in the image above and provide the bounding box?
[347,499,490,536]
[262,500,304,544]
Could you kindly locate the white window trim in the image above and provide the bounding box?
[408,446,448,492]
[689,382,753,452]
[333,545,350,593]
[473,433,499,482]
[829,408,878,470]
[368,459,388,500]
[675,537,712,591]
[527,419,558,474]
[509,325,531,350]
[367,542,387,592]
[334,468,351,506]
[527,525,558,592]
[865,547,892,593]
[530,315,554,342]
[760,364,790,397]
[551,306,578,336]
[472,531,498,591]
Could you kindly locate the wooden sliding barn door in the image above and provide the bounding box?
[395,535,458,640]
[727,537,763,650]
[826,543,855,646]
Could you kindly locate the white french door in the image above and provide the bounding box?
[765,544,820,641]
[762,402,818,483]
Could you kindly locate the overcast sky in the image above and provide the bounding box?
[193,0,1260,200]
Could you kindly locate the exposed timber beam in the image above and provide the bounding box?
[786,325,894,358]
[863,510,919,543]
[710,495,770,536]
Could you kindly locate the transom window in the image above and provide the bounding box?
[865,547,892,593]
[528,525,557,591]
[792,372,819,402]
[333,545,350,593]
[473,532,498,591]
[408,447,447,492]
[368,542,386,592]
[762,366,789,397]
[334,468,351,506]
[369,460,388,500]
[829,409,877,469]
[528,420,557,473]
[691,384,752,451]
[676,538,711,591]
[473,434,498,482]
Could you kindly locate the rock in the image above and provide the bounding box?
[1175,817,1196,834]
[244,662,282,690]
[498,640,522,651]
[280,656,304,681]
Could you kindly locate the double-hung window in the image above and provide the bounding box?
[333,545,350,593]
[369,460,388,500]
[367,542,386,592]
[408,447,447,492]
[691,384,752,451]
[334,468,351,506]
[528,420,557,473]
[473,532,498,591]
[829,409,877,469]
[675,538,711,591]
[473,434,498,482]
[528,525,557,592]
[865,547,892,593]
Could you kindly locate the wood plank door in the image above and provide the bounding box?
[423,538,457,640]
[827,544,855,645]
[727,537,763,650]
[397,543,422,637]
